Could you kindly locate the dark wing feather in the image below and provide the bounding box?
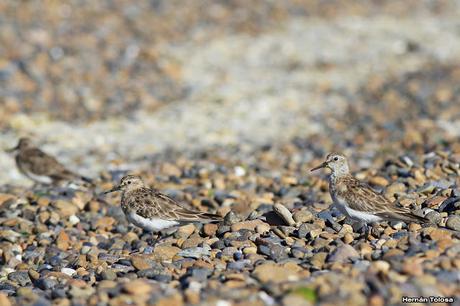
[337,176,390,212]
[374,209,427,223]
[338,176,427,223]
[154,192,222,222]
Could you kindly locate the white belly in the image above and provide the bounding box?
[24,171,53,184]
[127,212,179,232]
[334,198,382,223]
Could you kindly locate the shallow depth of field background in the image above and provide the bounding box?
[1,1,460,185]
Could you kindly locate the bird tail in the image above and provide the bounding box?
[197,212,222,222]
[80,175,95,186]
[393,211,427,224]
[64,169,95,186]
[383,206,460,234]
[54,170,95,188]
[378,207,427,224]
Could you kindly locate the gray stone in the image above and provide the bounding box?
[439,197,460,212]
[328,244,360,263]
[223,211,240,225]
[446,215,460,231]
[177,245,211,259]
[292,210,314,223]
[8,271,31,286]
[425,210,442,224]
[297,223,320,238]
[35,277,58,290]
[100,269,117,281]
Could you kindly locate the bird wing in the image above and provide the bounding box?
[126,187,221,222]
[19,148,66,176]
[338,176,426,223]
[21,148,91,183]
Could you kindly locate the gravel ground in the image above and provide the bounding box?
[1,145,460,306]
[1,1,460,305]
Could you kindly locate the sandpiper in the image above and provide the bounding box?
[311,152,426,225]
[6,137,93,186]
[103,175,222,233]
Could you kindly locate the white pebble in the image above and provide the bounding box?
[69,215,80,225]
[259,291,275,306]
[234,166,246,177]
[216,301,232,306]
[61,268,76,276]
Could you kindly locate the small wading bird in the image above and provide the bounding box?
[6,137,93,187]
[311,153,427,234]
[103,175,222,241]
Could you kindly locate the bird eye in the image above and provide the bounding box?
[334,157,339,161]
[127,181,131,184]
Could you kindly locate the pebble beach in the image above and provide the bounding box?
[1,1,460,305]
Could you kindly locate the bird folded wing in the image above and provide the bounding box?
[338,177,390,212]
[340,177,426,223]
[130,188,220,222]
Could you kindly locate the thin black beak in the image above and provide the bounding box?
[5,145,18,153]
[103,185,121,194]
[311,162,327,172]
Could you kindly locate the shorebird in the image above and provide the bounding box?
[311,152,426,225]
[6,137,93,187]
[103,175,222,233]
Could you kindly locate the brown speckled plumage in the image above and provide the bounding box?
[332,173,426,223]
[8,137,92,186]
[312,152,427,224]
[121,186,221,222]
[105,175,221,232]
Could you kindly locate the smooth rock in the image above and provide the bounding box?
[35,277,58,290]
[231,219,265,232]
[176,224,195,239]
[446,215,460,231]
[223,211,240,225]
[8,271,30,286]
[100,269,117,281]
[273,204,296,226]
[292,210,314,224]
[311,252,327,269]
[256,223,271,234]
[425,211,442,224]
[131,256,153,270]
[153,245,181,261]
[177,245,211,259]
[252,262,301,283]
[203,223,218,236]
[328,244,359,263]
[123,279,152,295]
[0,293,11,306]
[56,230,70,251]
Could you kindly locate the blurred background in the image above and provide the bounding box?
[1,0,460,184]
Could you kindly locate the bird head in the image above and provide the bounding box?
[104,175,145,194]
[311,152,349,176]
[6,137,33,153]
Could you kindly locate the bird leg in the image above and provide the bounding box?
[356,221,373,240]
[155,229,177,246]
[32,183,53,197]
[145,232,160,246]
[364,223,371,239]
